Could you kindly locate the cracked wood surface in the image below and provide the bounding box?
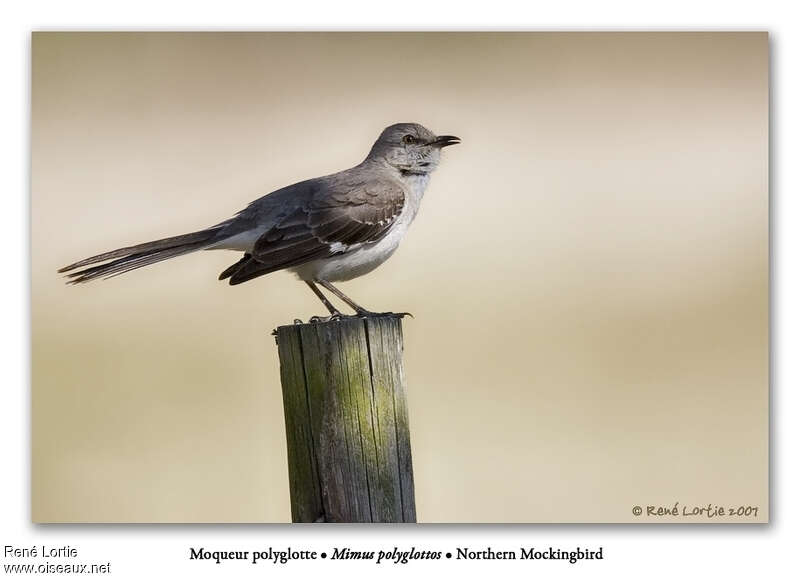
[275,315,416,523]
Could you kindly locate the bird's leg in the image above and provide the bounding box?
[305,281,345,322]
[317,280,411,318]
[316,280,371,314]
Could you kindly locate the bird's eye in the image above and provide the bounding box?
[402,135,415,144]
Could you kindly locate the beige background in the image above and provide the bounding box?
[31,32,768,522]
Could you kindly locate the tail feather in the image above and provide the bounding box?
[218,253,251,281]
[60,226,225,283]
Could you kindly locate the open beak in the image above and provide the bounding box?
[431,135,461,148]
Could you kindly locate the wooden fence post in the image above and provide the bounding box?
[274,314,416,523]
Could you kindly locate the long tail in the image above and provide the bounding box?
[59,225,226,284]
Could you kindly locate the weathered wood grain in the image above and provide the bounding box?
[274,315,415,523]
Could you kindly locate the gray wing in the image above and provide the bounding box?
[219,178,405,285]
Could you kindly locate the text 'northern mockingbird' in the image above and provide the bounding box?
[60,123,460,320]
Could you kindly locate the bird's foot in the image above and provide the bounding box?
[309,314,339,323]
[354,309,413,319]
[306,311,412,323]
[308,312,355,323]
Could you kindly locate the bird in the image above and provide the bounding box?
[59,122,460,320]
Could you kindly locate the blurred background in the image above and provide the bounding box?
[31,32,767,522]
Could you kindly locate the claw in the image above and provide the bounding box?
[308,312,354,323]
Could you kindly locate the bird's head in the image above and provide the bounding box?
[367,122,460,176]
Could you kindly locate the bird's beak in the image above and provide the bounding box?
[431,135,461,148]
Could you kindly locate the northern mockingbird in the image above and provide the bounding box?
[60,122,460,319]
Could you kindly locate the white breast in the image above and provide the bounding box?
[291,174,429,282]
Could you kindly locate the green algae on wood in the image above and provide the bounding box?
[274,315,416,523]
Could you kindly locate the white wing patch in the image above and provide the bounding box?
[328,241,350,253]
